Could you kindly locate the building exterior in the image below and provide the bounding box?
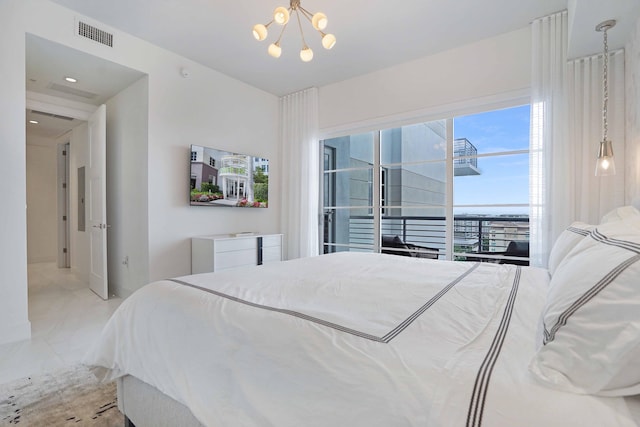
[190,145,219,191]
[219,155,253,202]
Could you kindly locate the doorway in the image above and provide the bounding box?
[25,32,144,293]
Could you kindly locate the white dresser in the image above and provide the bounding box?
[191,233,283,274]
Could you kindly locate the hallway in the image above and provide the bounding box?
[0,263,122,385]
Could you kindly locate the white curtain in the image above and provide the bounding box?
[280,87,320,259]
[530,11,626,268]
[530,11,568,268]
[566,51,626,223]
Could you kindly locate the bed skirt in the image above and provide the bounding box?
[117,375,204,427]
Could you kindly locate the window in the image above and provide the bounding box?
[209,157,216,167]
[320,104,530,264]
[191,151,197,162]
[321,132,375,253]
[452,105,530,262]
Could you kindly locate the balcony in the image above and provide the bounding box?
[454,138,481,176]
[324,213,529,265]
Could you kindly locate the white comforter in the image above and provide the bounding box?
[84,252,640,426]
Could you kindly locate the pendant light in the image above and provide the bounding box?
[594,20,617,176]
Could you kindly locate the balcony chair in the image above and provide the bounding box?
[381,235,439,260]
[467,240,529,266]
[498,240,529,266]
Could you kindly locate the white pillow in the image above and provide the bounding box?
[601,205,640,224]
[530,218,640,396]
[547,222,594,276]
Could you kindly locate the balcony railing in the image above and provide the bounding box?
[323,213,530,265]
[218,167,248,176]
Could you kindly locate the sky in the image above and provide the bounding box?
[453,104,531,215]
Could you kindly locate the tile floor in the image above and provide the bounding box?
[0,262,123,385]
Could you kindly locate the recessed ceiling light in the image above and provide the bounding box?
[64,76,78,83]
[29,120,39,124]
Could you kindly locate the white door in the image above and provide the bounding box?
[88,105,108,300]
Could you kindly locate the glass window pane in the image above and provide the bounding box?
[323,169,373,208]
[380,206,445,259]
[452,211,530,264]
[382,162,446,209]
[322,208,374,254]
[381,121,446,165]
[453,153,529,207]
[453,105,530,155]
[323,132,375,170]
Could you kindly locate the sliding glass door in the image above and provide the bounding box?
[320,104,530,264]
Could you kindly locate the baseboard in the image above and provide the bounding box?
[111,284,134,299]
[0,320,32,345]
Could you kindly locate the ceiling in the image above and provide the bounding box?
[25,34,145,140]
[26,0,640,139]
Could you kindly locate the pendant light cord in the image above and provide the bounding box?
[602,28,609,141]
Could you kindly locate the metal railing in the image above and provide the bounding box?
[323,213,529,264]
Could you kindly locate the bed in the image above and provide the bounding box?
[84,207,640,427]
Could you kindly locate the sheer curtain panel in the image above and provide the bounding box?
[566,51,626,224]
[280,87,320,259]
[531,11,627,268]
[530,11,568,268]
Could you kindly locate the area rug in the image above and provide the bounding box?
[0,364,122,426]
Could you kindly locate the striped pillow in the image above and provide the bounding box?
[547,222,594,276]
[530,218,640,396]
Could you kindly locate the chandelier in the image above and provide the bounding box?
[252,0,336,62]
[594,19,616,176]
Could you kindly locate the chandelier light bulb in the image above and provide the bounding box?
[312,12,328,30]
[322,33,336,50]
[268,42,282,58]
[274,7,290,25]
[253,2,335,61]
[252,24,268,41]
[300,46,314,62]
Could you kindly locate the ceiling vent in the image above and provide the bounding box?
[31,110,75,121]
[48,82,98,99]
[77,20,113,47]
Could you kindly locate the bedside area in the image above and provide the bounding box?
[191,233,283,274]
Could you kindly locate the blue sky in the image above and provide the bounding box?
[453,104,530,214]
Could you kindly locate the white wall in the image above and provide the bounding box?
[106,77,149,297]
[0,0,280,344]
[0,0,31,344]
[144,60,280,282]
[319,27,531,135]
[26,135,58,263]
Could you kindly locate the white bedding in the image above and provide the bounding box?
[84,252,640,426]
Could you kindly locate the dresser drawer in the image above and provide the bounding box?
[261,235,281,248]
[214,237,256,253]
[215,249,257,271]
[262,246,281,263]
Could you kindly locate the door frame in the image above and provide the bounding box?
[57,142,70,268]
[26,91,104,289]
